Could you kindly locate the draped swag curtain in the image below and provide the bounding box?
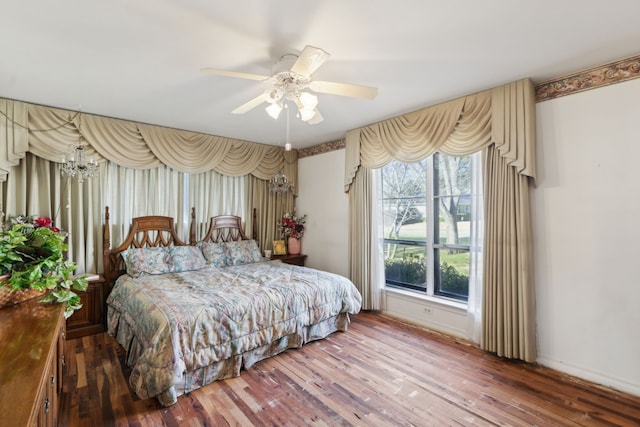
[5,102,297,183]
[344,78,537,362]
[0,99,297,272]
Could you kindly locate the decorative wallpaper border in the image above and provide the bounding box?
[535,54,640,102]
[301,53,640,158]
[298,138,345,158]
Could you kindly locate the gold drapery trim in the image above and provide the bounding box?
[0,99,294,183]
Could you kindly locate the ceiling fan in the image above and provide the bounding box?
[202,45,378,124]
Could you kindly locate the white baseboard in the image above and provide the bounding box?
[536,355,640,398]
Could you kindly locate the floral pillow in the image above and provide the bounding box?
[169,246,206,272]
[225,240,263,265]
[122,247,172,277]
[199,241,229,267]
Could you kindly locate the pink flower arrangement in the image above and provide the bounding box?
[5,214,62,234]
[280,212,307,239]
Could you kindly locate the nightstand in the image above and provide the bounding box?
[66,274,105,339]
[272,254,307,266]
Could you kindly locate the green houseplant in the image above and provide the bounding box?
[0,215,88,318]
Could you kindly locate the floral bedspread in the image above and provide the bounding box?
[106,260,362,401]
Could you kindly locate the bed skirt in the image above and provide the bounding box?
[108,308,351,407]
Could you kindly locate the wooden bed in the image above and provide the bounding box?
[102,207,362,407]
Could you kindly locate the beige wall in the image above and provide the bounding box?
[533,77,640,397]
[296,149,349,278]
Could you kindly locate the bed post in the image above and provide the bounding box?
[252,208,257,240]
[103,206,111,286]
[189,207,196,245]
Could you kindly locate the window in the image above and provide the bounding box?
[381,152,479,302]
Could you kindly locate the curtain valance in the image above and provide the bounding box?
[0,99,29,181]
[344,78,535,191]
[0,99,291,182]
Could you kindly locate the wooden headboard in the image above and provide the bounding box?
[102,207,258,292]
[201,215,249,243]
[102,207,196,288]
[201,208,258,243]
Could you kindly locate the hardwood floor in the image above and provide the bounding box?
[60,312,640,426]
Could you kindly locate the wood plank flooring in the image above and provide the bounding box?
[60,312,640,426]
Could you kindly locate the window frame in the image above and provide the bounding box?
[381,153,477,303]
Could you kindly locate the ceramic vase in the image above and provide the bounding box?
[287,237,301,255]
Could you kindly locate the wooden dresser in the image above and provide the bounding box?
[0,299,65,426]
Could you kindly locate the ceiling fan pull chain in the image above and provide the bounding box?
[285,105,292,151]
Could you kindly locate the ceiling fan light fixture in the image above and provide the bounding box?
[299,107,316,122]
[307,109,324,125]
[266,102,283,120]
[298,91,318,110]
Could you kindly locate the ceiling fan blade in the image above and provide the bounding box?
[310,80,378,100]
[290,45,330,78]
[232,93,267,114]
[201,68,269,82]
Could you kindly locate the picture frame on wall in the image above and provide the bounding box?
[272,240,287,255]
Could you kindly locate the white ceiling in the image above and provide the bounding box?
[2,1,639,149]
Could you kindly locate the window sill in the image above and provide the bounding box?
[384,286,467,312]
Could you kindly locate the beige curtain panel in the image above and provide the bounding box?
[345,78,537,362]
[482,145,536,362]
[0,100,293,182]
[348,166,375,309]
[248,175,295,252]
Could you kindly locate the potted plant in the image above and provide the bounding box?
[0,215,88,318]
[280,212,307,255]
